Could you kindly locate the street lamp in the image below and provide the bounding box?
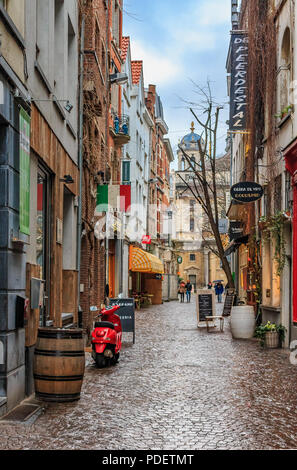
[109,72,128,85]
[25,96,74,113]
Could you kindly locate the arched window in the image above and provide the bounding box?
[181,157,185,171]
[280,27,291,113]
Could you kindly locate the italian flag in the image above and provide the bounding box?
[96,184,131,213]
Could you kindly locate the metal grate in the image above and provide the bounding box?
[0,404,41,423]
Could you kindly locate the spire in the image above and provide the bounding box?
[190,121,195,133]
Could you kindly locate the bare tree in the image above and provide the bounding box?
[176,83,234,288]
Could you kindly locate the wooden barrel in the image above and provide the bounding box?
[33,328,85,402]
[230,306,255,339]
[265,331,279,349]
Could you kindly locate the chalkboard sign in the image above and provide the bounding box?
[196,289,215,325]
[223,289,235,317]
[109,298,135,343]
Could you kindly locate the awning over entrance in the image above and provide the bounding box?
[227,200,248,222]
[129,246,164,274]
[224,235,249,257]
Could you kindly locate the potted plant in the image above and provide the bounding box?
[258,216,267,231]
[255,321,286,348]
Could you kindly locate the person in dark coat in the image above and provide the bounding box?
[207,282,212,289]
[185,281,192,303]
[178,282,185,303]
[215,282,224,303]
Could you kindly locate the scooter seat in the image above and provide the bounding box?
[94,321,115,329]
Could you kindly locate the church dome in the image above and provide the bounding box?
[180,122,201,149]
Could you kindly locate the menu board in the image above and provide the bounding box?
[223,289,235,317]
[109,298,135,343]
[196,290,215,325]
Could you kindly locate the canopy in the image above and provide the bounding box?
[224,235,249,257]
[129,246,164,274]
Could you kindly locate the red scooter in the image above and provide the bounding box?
[91,304,122,368]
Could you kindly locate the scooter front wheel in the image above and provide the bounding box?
[95,354,107,368]
[111,353,120,366]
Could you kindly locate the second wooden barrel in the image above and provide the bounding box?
[34,328,85,402]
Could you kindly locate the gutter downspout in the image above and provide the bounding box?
[105,1,110,304]
[77,15,85,326]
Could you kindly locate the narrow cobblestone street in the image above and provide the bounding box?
[1,299,297,450]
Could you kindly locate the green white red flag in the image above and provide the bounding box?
[96,184,131,213]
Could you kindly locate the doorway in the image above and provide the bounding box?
[189,275,197,293]
[36,166,51,326]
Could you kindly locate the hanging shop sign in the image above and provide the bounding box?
[142,235,151,245]
[19,107,31,235]
[229,221,244,241]
[177,256,183,264]
[231,182,263,203]
[229,32,248,131]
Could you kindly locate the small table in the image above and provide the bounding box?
[143,294,154,305]
[205,316,224,332]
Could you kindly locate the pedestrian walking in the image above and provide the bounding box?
[178,282,185,303]
[185,280,192,303]
[215,282,224,303]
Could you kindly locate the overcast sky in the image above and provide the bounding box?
[123,0,231,167]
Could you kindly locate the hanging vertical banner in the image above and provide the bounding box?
[229,32,248,131]
[19,107,31,235]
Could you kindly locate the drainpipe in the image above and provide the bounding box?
[105,1,110,303]
[77,15,85,326]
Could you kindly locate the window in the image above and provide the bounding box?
[101,41,106,69]
[122,161,130,184]
[262,185,271,217]
[95,23,100,56]
[181,157,185,171]
[54,0,64,96]
[67,16,76,103]
[101,138,105,160]
[190,218,195,232]
[112,0,120,46]
[279,27,291,113]
[285,171,293,213]
[37,0,51,76]
[274,175,282,213]
[190,254,196,261]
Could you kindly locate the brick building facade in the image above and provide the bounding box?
[79,0,127,337]
[79,0,109,338]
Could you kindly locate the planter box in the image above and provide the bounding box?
[265,331,279,349]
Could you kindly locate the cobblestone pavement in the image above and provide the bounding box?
[1,299,297,450]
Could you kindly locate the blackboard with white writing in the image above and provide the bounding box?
[196,290,215,324]
[109,298,135,343]
[223,289,235,317]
